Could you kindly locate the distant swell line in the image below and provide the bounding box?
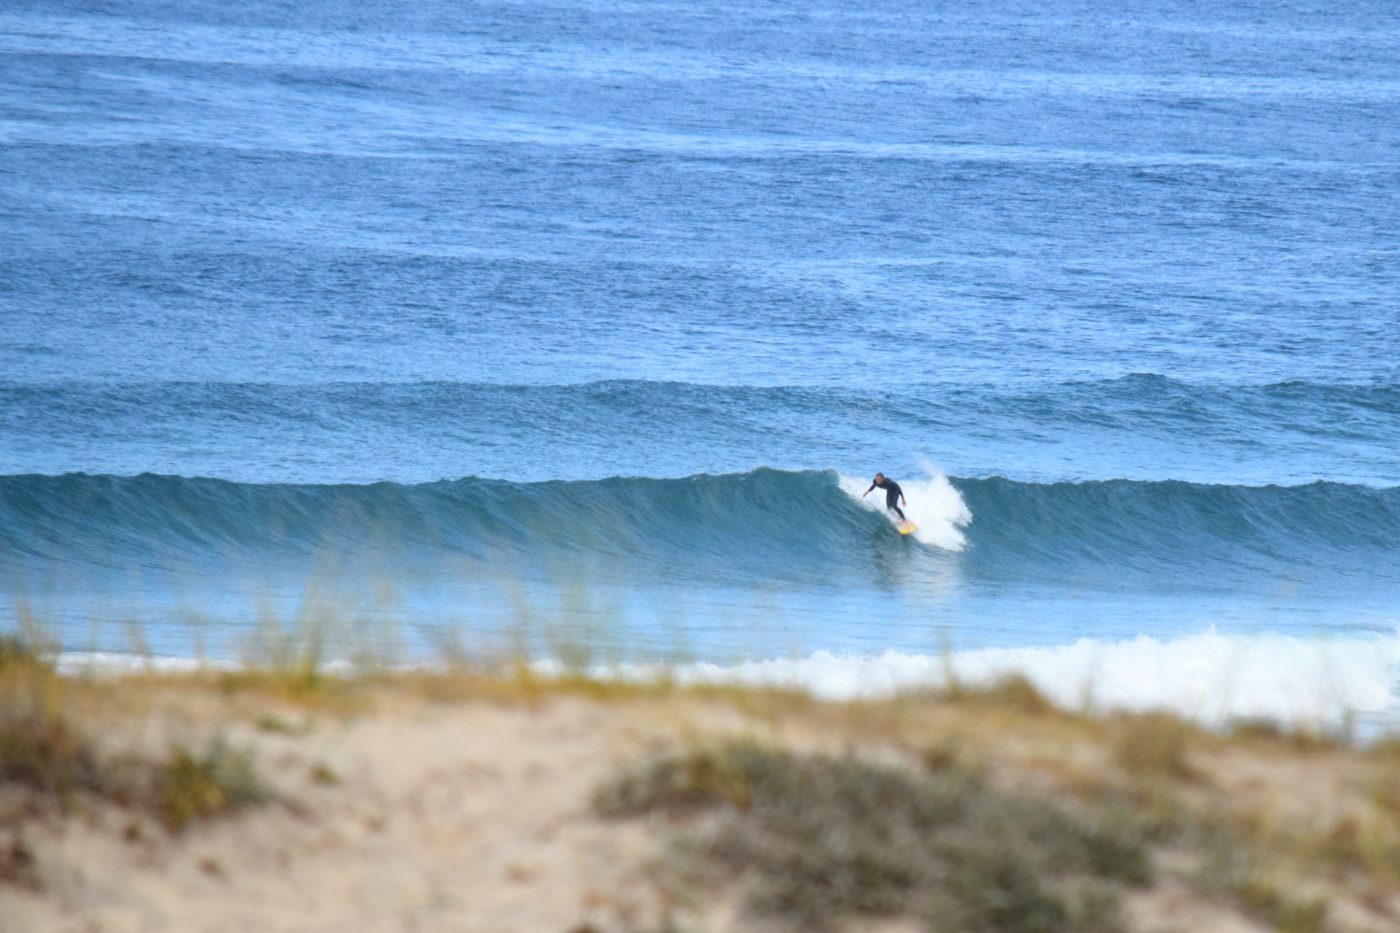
[5,375,1397,424]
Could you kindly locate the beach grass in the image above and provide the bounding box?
[1,633,266,832]
[156,738,267,831]
[0,636,105,804]
[2,623,1400,931]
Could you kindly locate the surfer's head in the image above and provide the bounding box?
[874,472,885,484]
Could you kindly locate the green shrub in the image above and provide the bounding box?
[598,742,1149,932]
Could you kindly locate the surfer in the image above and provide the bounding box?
[862,472,907,522]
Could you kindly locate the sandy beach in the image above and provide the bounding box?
[4,655,1400,933]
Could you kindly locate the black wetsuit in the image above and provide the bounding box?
[866,477,906,521]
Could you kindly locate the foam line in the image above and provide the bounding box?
[571,627,1400,729]
[59,627,1400,729]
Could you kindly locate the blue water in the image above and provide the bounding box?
[2,0,1399,700]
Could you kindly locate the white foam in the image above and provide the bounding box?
[563,627,1400,731]
[839,467,972,550]
[57,628,1400,732]
[55,652,234,676]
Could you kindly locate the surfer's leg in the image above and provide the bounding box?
[887,492,905,521]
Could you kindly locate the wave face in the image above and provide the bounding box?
[953,476,1400,593]
[1,469,907,588]
[5,469,1398,601]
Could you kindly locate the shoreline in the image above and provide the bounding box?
[49,622,1400,739]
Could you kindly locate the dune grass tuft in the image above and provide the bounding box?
[0,635,43,670]
[2,634,271,834]
[1113,712,1197,780]
[595,744,755,815]
[0,704,101,802]
[1234,877,1329,933]
[1226,717,1339,753]
[942,673,1059,716]
[157,738,267,831]
[597,741,1150,932]
[0,636,103,803]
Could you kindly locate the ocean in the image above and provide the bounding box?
[2,0,1398,727]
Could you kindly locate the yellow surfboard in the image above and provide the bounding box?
[898,520,918,536]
